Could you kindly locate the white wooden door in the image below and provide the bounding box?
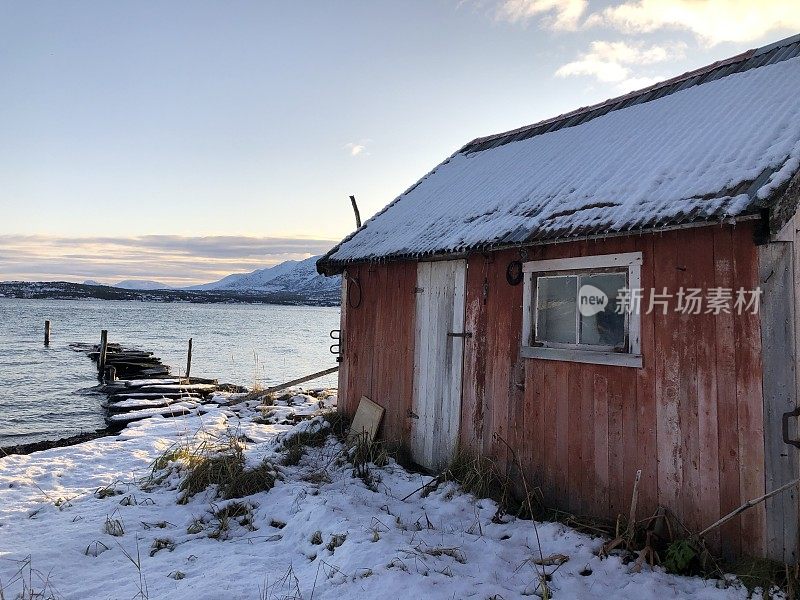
[411,260,467,470]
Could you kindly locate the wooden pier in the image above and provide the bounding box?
[1,325,338,457]
[70,338,242,430]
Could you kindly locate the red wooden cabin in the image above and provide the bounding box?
[318,34,800,562]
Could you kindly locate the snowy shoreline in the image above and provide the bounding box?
[0,391,755,599]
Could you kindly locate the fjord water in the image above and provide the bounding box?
[0,298,340,446]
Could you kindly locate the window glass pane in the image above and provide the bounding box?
[535,276,577,344]
[578,273,627,348]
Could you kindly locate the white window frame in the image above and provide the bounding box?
[521,252,642,368]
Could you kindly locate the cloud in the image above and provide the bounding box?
[0,235,338,286]
[585,0,800,46]
[555,40,685,86]
[496,0,587,29]
[494,0,798,46]
[343,141,370,157]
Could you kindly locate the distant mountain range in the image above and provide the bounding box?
[3,256,341,306]
[188,256,334,296]
[110,279,174,290]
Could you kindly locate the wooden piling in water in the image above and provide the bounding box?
[99,330,108,374]
[186,338,193,379]
[44,320,50,346]
[105,365,117,382]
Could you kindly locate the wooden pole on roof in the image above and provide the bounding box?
[349,195,362,228]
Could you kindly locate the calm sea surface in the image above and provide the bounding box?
[0,298,340,446]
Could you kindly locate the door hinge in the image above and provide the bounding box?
[447,331,473,339]
[414,287,425,293]
[407,409,419,419]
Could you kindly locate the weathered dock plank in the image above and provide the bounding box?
[107,392,202,402]
[106,402,198,426]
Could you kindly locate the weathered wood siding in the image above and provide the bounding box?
[459,224,766,557]
[338,262,417,446]
[759,213,800,563]
[339,223,768,557]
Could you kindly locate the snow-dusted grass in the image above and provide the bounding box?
[0,392,754,599]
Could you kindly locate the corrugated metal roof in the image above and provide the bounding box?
[318,35,800,274]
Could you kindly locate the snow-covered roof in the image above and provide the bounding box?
[318,35,800,274]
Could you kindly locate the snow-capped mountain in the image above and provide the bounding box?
[190,255,340,299]
[114,279,173,290]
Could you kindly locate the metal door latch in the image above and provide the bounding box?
[447,331,473,339]
[783,407,800,448]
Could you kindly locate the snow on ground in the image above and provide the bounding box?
[0,392,753,599]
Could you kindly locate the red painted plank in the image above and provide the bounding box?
[461,255,486,454]
[635,236,659,517]
[554,360,571,507]
[713,226,742,558]
[653,232,683,518]
[612,236,642,525]
[486,253,509,467]
[500,249,526,483]
[593,369,610,516]
[675,229,702,533]
[689,229,721,548]
[732,224,767,556]
[607,373,626,519]
[399,262,418,445]
[567,361,584,515]
[370,265,391,435]
[579,366,595,517]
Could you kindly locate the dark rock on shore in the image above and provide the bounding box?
[0,430,112,458]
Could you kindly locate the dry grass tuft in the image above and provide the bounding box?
[327,411,351,439]
[178,451,277,503]
[149,434,278,503]
[723,557,795,598]
[208,502,257,539]
[278,423,331,466]
[103,516,125,537]
[347,432,389,490]
[442,450,542,519]
[326,533,347,553]
[149,538,175,557]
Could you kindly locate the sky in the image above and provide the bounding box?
[1,0,798,286]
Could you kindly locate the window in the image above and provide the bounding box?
[521,252,642,368]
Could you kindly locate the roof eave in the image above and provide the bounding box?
[316,213,764,275]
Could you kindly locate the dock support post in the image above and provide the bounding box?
[99,330,108,374]
[185,338,193,379]
[105,365,116,382]
[44,320,50,346]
